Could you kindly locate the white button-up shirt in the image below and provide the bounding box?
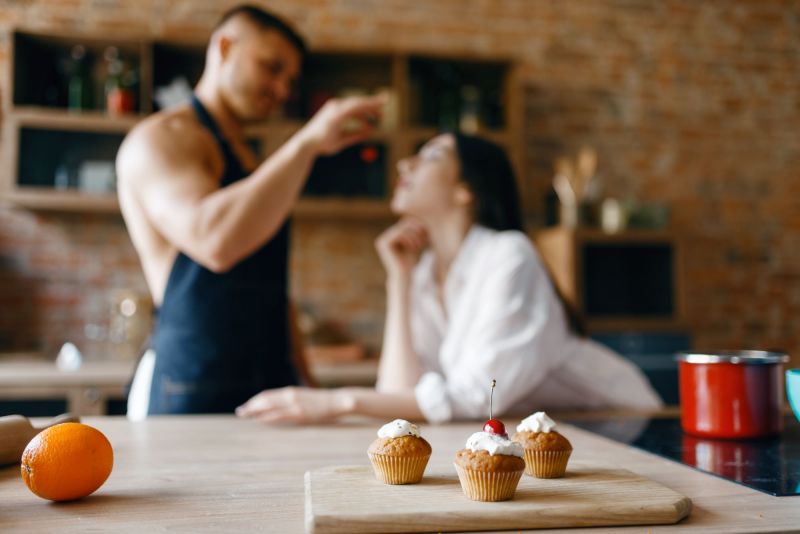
[411,225,663,423]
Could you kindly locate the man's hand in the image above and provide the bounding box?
[235,386,352,424]
[296,94,386,157]
[375,218,429,279]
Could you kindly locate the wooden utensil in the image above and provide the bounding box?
[552,156,576,205]
[0,414,80,466]
[574,145,597,200]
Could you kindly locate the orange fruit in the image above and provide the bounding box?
[20,422,113,502]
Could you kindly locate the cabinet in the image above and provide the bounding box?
[534,227,689,404]
[2,30,523,218]
[534,227,686,332]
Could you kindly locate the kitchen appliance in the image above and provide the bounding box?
[570,415,800,496]
[677,350,789,439]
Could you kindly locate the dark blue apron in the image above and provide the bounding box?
[147,95,298,414]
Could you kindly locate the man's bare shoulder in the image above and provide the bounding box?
[118,105,217,179]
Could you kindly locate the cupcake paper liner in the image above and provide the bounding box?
[522,449,571,478]
[454,463,524,502]
[368,452,430,485]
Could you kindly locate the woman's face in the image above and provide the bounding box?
[391,134,468,218]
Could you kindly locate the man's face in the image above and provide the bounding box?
[219,28,302,123]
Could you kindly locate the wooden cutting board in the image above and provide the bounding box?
[305,462,691,534]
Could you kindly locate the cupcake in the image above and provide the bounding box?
[367,419,431,484]
[453,380,525,502]
[454,429,525,502]
[512,411,572,478]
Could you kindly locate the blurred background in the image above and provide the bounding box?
[0,0,798,415]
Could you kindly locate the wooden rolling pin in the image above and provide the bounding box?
[0,414,80,466]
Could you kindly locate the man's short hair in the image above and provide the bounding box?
[216,4,307,57]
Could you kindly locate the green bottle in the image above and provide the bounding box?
[67,45,92,111]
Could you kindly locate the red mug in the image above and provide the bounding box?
[677,351,789,439]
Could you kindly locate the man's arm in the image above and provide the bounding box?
[117,95,385,273]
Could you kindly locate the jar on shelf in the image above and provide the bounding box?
[104,46,135,115]
[459,85,481,134]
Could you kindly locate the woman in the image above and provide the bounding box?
[236,133,662,424]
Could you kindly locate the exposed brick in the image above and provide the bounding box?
[0,0,798,366]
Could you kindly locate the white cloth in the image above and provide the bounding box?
[127,349,155,421]
[411,225,663,423]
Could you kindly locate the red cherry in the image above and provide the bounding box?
[483,418,506,436]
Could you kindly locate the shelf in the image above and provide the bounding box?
[310,358,378,387]
[4,30,523,219]
[535,227,678,244]
[3,188,119,213]
[293,198,393,221]
[1,190,396,220]
[12,31,146,112]
[9,107,142,133]
[586,318,690,333]
[403,126,511,147]
[407,56,509,131]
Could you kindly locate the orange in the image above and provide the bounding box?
[20,422,114,502]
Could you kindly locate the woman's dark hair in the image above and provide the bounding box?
[215,4,307,58]
[452,133,523,232]
[452,133,586,337]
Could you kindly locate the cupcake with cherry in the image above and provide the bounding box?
[368,419,432,484]
[454,380,525,502]
[512,411,572,478]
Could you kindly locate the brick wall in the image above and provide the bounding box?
[0,0,798,363]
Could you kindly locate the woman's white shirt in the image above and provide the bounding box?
[410,225,662,423]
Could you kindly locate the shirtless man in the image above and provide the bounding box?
[117,5,384,415]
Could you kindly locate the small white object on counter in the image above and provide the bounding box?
[55,342,83,371]
[378,419,421,438]
[465,431,523,457]
[517,411,557,433]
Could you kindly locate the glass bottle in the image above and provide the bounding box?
[459,85,481,134]
[67,45,92,111]
[438,87,459,131]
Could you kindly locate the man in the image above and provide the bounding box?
[117,5,384,415]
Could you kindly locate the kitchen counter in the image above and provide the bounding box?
[1,415,798,533]
[0,357,378,415]
[0,358,137,415]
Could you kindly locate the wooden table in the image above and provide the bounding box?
[0,357,378,416]
[0,359,137,415]
[0,416,797,533]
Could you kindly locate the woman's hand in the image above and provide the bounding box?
[235,387,351,424]
[375,219,429,279]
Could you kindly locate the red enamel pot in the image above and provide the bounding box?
[677,351,789,439]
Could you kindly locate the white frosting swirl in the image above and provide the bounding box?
[465,431,524,457]
[516,411,557,433]
[377,419,421,438]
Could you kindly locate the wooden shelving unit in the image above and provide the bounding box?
[2,29,524,218]
[2,188,119,213]
[533,227,687,333]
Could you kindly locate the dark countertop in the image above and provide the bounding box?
[569,413,800,496]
